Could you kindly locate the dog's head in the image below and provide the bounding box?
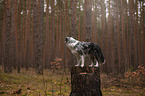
[65,37,77,45]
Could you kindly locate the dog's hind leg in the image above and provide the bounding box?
[93,50,99,67]
[94,60,99,67]
[89,55,95,67]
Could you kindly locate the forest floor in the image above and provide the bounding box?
[0,67,145,96]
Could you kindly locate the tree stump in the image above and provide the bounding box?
[70,67,102,96]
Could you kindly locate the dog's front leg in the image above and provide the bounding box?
[80,55,85,67]
[75,56,80,67]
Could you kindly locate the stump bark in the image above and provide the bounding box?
[70,67,102,96]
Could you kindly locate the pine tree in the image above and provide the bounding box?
[85,0,92,42]
[4,0,12,73]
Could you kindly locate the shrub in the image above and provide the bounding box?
[124,64,145,83]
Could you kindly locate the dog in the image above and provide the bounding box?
[65,37,106,67]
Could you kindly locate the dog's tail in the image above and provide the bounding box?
[93,44,106,64]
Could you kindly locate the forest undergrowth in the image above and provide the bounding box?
[0,65,145,96]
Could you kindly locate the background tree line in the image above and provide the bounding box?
[0,0,144,75]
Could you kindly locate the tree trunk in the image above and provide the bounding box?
[50,0,55,62]
[113,0,119,75]
[17,0,22,73]
[4,0,12,73]
[70,67,102,96]
[43,0,50,68]
[2,0,6,68]
[121,0,126,73]
[33,0,43,74]
[129,0,135,67]
[106,0,112,73]
[85,0,92,42]
[71,0,77,38]
[142,1,145,66]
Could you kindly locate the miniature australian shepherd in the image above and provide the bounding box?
[65,37,106,67]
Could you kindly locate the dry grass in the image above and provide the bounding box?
[101,73,145,96]
[0,68,71,96]
[0,67,145,96]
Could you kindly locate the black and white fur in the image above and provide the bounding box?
[65,37,106,67]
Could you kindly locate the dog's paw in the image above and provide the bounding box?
[94,65,99,67]
[80,65,84,67]
[89,65,93,67]
[75,64,79,67]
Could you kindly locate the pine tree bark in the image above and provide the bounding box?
[85,0,92,42]
[17,0,22,73]
[43,0,50,68]
[113,0,119,75]
[4,0,12,73]
[2,0,6,68]
[33,0,43,74]
[121,0,126,73]
[106,0,112,73]
[129,0,135,67]
[71,0,77,38]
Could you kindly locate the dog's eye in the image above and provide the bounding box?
[65,37,69,43]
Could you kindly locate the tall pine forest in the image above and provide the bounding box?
[0,0,145,75]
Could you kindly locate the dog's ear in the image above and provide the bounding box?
[71,37,77,40]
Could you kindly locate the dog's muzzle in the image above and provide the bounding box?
[65,37,69,44]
